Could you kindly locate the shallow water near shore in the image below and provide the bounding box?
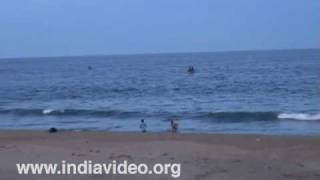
[0,49,319,135]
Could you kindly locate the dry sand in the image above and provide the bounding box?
[0,131,320,180]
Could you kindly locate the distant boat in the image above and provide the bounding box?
[187,66,195,74]
[88,66,93,70]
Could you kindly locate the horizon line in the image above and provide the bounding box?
[0,47,319,60]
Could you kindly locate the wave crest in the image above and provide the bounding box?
[278,113,320,121]
[0,108,319,121]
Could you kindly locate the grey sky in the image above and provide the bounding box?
[0,0,319,58]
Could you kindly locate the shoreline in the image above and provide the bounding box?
[1,128,320,137]
[1,131,320,179]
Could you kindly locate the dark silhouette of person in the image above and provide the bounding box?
[171,120,179,133]
[139,119,147,133]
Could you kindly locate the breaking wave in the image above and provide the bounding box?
[278,113,320,121]
[0,108,319,121]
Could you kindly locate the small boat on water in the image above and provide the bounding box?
[187,66,195,74]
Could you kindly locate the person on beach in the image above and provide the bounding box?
[139,119,147,133]
[171,120,179,133]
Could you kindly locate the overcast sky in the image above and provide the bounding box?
[0,0,319,58]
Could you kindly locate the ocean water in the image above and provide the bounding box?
[0,49,319,135]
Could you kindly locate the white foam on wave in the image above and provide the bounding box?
[278,113,320,121]
[42,109,54,115]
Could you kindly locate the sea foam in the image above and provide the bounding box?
[278,113,320,121]
[42,109,54,115]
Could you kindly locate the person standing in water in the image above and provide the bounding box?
[171,120,179,133]
[139,119,147,133]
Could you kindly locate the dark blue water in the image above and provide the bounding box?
[0,49,319,135]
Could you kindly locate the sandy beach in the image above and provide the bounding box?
[0,131,319,180]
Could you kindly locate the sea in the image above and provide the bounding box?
[0,49,319,135]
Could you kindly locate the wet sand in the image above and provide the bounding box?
[0,131,320,180]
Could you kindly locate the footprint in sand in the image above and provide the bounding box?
[89,149,101,153]
[0,145,16,151]
[231,159,241,163]
[0,145,7,150]
[283,172,311,179]
[313,172,320,177]
[296,163,304,168]
[195,167,228,180]
[109,154,132,160]
[162,153,168,157]
[71,153,88,157]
